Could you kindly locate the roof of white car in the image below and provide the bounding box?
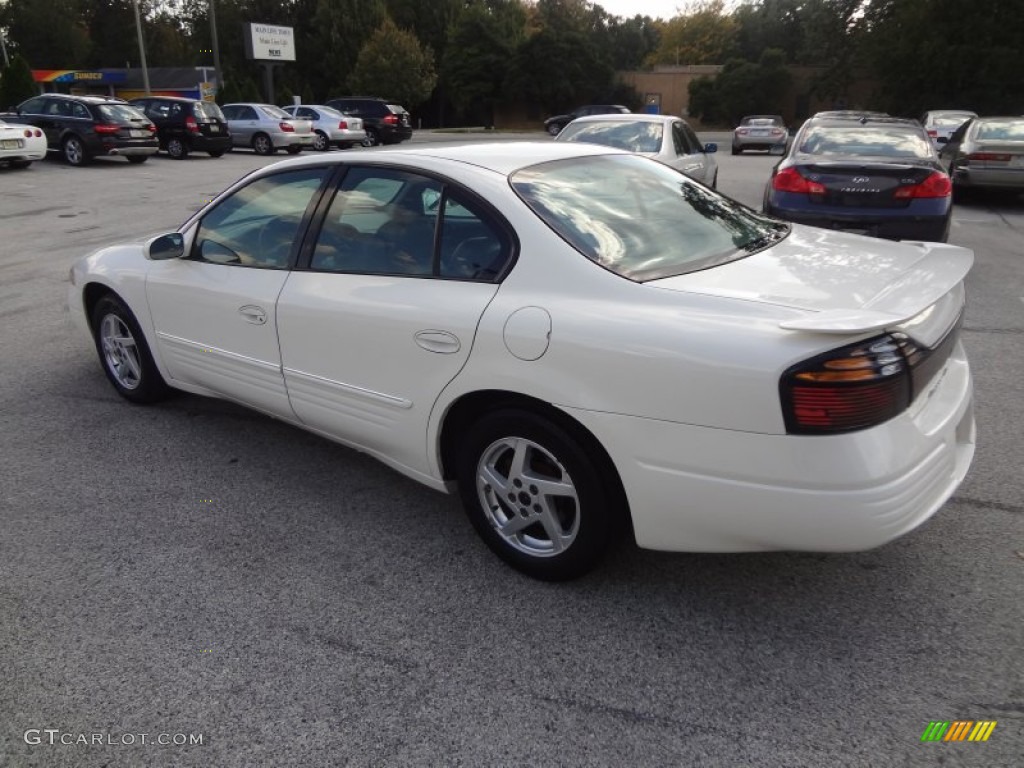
[264,141,628,176]
[565,113,680,126]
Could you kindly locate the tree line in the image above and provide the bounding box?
[2,0,1022,125]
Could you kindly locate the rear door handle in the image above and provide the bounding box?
[239,305,267,325]
[415,330,460,354]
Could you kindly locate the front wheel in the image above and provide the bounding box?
[456,410,615,580]
[252,133,275,155]
[91,295,171,404]
[361,129,379,147]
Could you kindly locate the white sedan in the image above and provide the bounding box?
[0,119,47,168]
[68,142,976,580]
[555,113,718,187]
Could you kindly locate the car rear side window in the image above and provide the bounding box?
[512,154,787,282]
[193,168,330,269]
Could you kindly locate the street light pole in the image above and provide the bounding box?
[132,0,151,95]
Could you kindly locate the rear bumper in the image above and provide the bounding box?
[766,196,951,241]
[566,342,975,553]
[97,141,159,157]
[953,166,1024,190]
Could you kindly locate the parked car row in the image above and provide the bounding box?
[0,94,414,167]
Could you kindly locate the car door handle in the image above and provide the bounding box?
[414,330,460,354]
[238,305,267,325]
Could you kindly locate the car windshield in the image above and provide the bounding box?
[195,102,224,120]
[974,121,1024,141]
[98,104,147,122]
[260,105,290,119]
[510,155,788,282]
[557,121,663,153]
[798,126,933,158]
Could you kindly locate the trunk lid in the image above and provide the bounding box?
[648,224,972,339]
[794,160,935,209]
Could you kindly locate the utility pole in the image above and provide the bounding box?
[132,0,151,95]
[210,0,224,98]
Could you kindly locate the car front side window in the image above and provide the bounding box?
[192,168,330,269]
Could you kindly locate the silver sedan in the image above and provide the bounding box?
[282,104,366,151]
[554,113,718,187]
[220,103,315,156]
[939,116,1024,193]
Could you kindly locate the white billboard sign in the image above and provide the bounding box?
[245,23,296,62]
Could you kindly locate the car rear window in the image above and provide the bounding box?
[260,105,291,119]
[798,126,933,158]
[742,116,783,126]
[194,102,225,120]
[98,104,148,122]
[932,115,972,128]
[510,155,788,282]
[974,121,1024,141]
[557,120,663,153]
[386,104,407,115]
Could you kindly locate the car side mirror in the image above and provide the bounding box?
[147,233,185,260]
[703,143,718,154]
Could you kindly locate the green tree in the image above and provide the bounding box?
[309,0,387,99]
[0,54,38,109]
[347,18,437,109]
[687,48,792,124]
[0,0,91,68]
[607,14,660,70]
[442,1,526,123]
[649,0,737,66]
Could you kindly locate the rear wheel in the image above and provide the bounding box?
[125,155,148,164]
[546,123,561,136]
[252,133,275,155]
[8,160,32,169]
[63,135,90,166]
[456,410,615,581]
[208,150,226,158]
[362,128,379,147]
[91,294,171,404]
[285,145,302,155]
[731,144,741,155]
[313,130,330,151]
[166,137,189,159]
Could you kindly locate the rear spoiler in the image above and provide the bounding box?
[780,243,973,334]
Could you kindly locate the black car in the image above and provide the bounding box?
[763,115,953,242]
[4,94,158,166]
[543,105,630,136]
[324,97,412,146]
[129,96,231,159]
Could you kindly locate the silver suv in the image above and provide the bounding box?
[220,103,315,155]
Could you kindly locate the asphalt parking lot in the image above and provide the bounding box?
[1,133,1022,767]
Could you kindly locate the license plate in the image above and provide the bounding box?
[209,125,220,133]
[1011,155,1024,168]
[130,129,150,138]
[1,139,21,149]
[750,129,769,136]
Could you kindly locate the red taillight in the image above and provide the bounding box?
[893,171,952,199]
[185,116,200,134]
[338,120,348,130]
[781,335,912,434]
[771,128,784,136]
[94,124,120,134]
[280,122,295,132]
[382,114,398,125]
[737,128,749,135]
[34,129,42,137]
[772,167,825,195]
[927,129,938,137]
[966,152,1011,162]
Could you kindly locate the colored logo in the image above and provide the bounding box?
[921,720,997,742]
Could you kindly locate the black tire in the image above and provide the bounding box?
[125,155,148,164]
[362,128,379,147]
[546,123,561,137]
[9,160,32,169]
[285,145,302,155]
[711,171,718,190]
[456,409,615,581]
[91,294,171,404]
[731,144,741,155]
[313,130,330,151]
[252,133,275,155]
[166,137,189,159]
[208,150,226,158]
[63,135,90,166]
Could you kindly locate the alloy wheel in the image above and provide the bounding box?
[99,314,142,390]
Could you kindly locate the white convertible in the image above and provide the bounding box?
[68,143,976,579]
